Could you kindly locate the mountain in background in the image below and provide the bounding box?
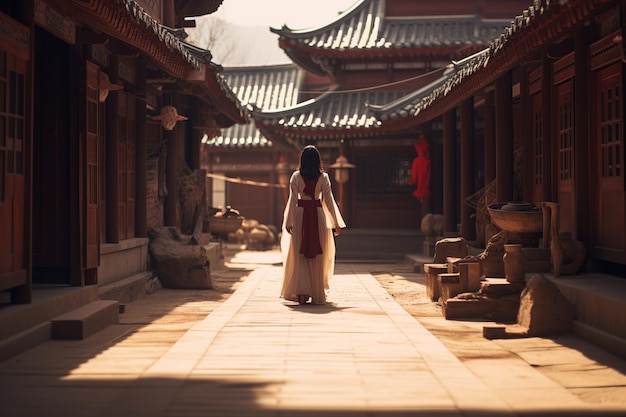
[187,16,290,67]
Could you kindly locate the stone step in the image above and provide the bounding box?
[51,300,119,340]
[0,285,99,342]
[0,322,51,363]
[98,271,159,303]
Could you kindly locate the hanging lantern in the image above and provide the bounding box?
[152,105,188,130]
[329,155,355,184]
[98,71,123,103]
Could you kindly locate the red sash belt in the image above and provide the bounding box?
[297,199,323,258]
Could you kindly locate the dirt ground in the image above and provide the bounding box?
[368,261,626,406]
[122,246,626,406]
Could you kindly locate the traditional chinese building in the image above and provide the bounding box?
[367,0,626,357]
[0,0,246,308]
[370,0,626,273]
[251,0,531,232]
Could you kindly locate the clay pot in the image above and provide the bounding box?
[503,244,525,283]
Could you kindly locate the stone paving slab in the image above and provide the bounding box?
[1,261,626,416]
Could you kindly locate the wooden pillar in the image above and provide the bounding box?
[164,127,177,227]
[163,91,183,227]
[191,127,202,171]
[105,57,120,244]
[443,108,457,236]
[495,71,514,202]
[135,66,147,237]
[460,97,475,241]
[430,118,444,215]
[419,124,434,218]
[574,27,590,245]
[483,90,496,187]
[541,53,553,202]
[520,67,534,203]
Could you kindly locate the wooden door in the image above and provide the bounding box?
[0,50,28,297]
[116,91,135,240]
[556,80,575,235]
[592,63,625,264]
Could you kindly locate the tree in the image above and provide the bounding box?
[186,16,249,66]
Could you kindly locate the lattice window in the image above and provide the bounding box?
[356,153,413,195]
[600,78,622,179]
[116,91,136,239]
[0,51,25,202]
[557,83,574,181]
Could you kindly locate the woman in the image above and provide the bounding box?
[280,145,346,305]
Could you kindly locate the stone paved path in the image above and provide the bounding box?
[1,252,625,416]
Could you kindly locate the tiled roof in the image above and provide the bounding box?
[121,0,202,69]
[252,88,407,140]
[368,49,489,121]
[204,64,303,148]
[180,41,248,125]
[271,0,513,75]
[370,0,601,124]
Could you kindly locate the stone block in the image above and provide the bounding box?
[446,257,462,273]
[459,262,481,292]
[434,237,469,263]
[51,300,119,340]
[483,325,507,339]
[424,263,447,301]
[439,273,461,303]
[518,274,575,336]
[444,298,493,320]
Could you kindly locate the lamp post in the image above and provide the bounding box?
[329,154,355,213]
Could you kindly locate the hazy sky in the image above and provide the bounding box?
[212,0,358,29]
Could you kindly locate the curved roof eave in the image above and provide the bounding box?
[370,48,488,121]
[377,0,610,129]
[250,88,410,138]
[46,0,201,78]
[272,0,513,76]
[270,0,371,38]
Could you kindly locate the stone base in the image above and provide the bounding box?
[424,263,447,301]
[439,273,461,303]
[444,298,493,320]
[443,295,519,322]
[51,300,119,340]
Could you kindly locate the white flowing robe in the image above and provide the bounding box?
[280,171,346,304]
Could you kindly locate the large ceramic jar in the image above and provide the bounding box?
[503,244,525,283]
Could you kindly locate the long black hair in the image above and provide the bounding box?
[299,145,323,180]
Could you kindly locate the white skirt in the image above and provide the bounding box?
[280,206,336,304]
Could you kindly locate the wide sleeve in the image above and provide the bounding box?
[281,171,299,230]
[320,173,346,229]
